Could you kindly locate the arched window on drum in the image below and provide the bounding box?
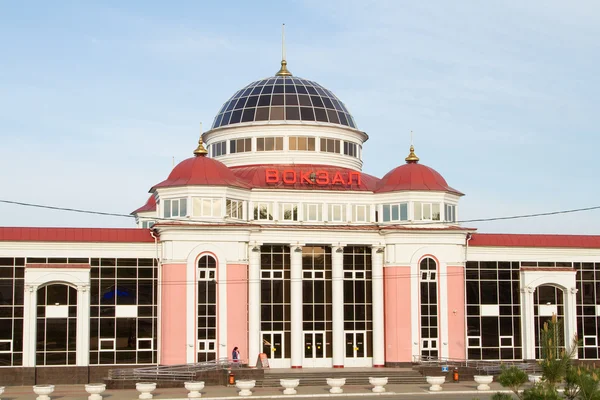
[197,255,217,362]
[419,257,439,359]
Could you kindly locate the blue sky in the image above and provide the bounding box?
[1,1,599,233]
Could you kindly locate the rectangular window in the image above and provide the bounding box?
[141,221,155,229]
[0,340,12,353]
[193,198,222,218]
[289,136,316,151]
[137,338,153,351]
[445,204,456,222]
[164,198,187,218]
[226,199,244,219]
[99,338,116,351]
[467,336,481,348]
[353,205,368,222]
[328,204,345,222]
[211,141,227,157]
[304,203,322,222]
[230,138,252,153]
[499,336,513,348]
[343,142,357,157]
[414,202,441,221]
[280,203,298,221]
[382,203,408,222]
[254,202,273,221]
[320,138,340,153]
[257,137,283,151]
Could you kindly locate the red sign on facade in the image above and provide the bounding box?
[265,169,361,186]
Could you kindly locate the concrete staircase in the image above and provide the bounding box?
[258,369,426,387]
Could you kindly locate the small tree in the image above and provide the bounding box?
[496,366,528,399]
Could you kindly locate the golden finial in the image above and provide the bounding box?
[275,24,292,76]
[193,122,208,156]
[405,145,419,163]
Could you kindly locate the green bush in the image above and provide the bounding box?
[491,393,513,400]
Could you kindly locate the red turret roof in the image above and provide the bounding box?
[151,156,250,191]
[376,162,463,195]
[131,195,156,214]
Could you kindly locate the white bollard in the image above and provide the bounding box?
[184,381,205,398]
[369,377,388,393]
[425,376,445,392]
[280,379,300,395]
[474,375,494,391]
[326,378,346,394]
[135,382,157,399]
[33,384,55,400]
[85,383,106,400]
[236,380,256,397]
[0,386,5,400]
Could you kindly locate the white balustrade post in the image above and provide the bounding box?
[290,245,303,368]
[371,246,385,367]
[248,245,261,367]
[331,245,344,367]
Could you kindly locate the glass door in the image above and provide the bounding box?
[345,331,366,358]
[303,331,328,367]
[262,332,286,368]
[421,338,438,359]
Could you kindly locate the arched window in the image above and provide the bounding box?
[197,255,217,362]
[419,257,438,359]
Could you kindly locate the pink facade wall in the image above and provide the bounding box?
[161,263,187,365]
[384,266,412,363]
[227,264,248,361]
[447,266,466,359]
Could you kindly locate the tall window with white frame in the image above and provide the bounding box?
[197,255,217,362]
[260,246,291,361]
[254,202,273,221]
[36,284,77,365]
[343,247,373,359]
[226,199,244,220]
[353,205,369,223]
[382,203,408,222]
[414,202,441,221]
[575,262,600,359]
[419,257,438,359]
[0,257,24,366]
[302,246,333,361]
[90,257,158,365]
[279,203,298,221]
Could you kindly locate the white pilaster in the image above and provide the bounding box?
[331,245,344,367]
[371,246,385,366]
[22,284,37,367]
[290,245,303,367]
[248,244,261,367]
[566,287,579,358]
[439,261,449,359]
[521,286,536,360]
[76,284,91,366]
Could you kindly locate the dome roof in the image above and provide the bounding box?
[211,75,357,130]
[151,140,250,190]
[376,146,463,195]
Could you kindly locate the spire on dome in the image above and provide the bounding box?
[405,145,419,163]
[275,24,292,76]
[193,123,208,156]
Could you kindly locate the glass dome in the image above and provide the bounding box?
[211,76,357,130]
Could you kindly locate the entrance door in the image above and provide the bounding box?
[261,332,286,368]
[303,331,328,367]
[421,338,438,359]
[345,331,366,358]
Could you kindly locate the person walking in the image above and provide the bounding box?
[232,346,240,362]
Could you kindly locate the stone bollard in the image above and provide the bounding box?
[326,378,346,394]
[184,381,205,398]
[369,377,388,393]
[84,383,106,400]
[474,375,494,391]
[236,380,256,397]
[0,386,5,400]
[425,376,445,392]
[33,385,55,400]
[279,379,300,395]
[135,382,157,399]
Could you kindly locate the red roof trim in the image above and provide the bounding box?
[470,233,600,249]
[0,228,155,243]
[26,263,91,269]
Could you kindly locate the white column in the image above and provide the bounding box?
[248,244,261,367]
[331,245,344,367]
[521,286,536,360]
[76,284,91,366]
[290,245,303,368]
[565,287,579,358]
[22,284,38,367]
[371,246,385,367]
